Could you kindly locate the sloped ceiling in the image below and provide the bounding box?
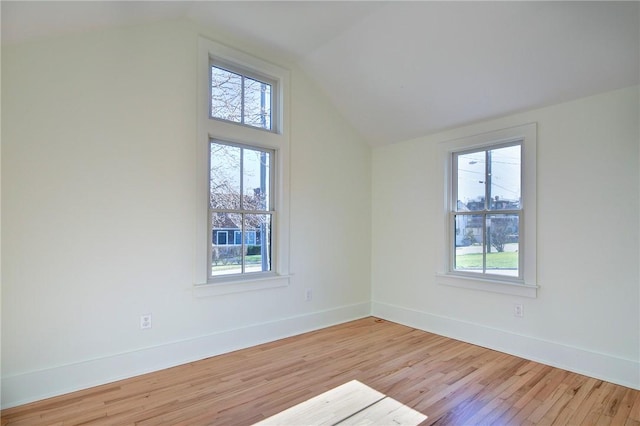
[3,1,639,146]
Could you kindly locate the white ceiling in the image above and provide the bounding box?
[3,1,639,146]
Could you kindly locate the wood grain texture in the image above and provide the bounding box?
[253,380,386,426]
[2,317,639,425]
[339,390,427,426]
[254,380,426,426]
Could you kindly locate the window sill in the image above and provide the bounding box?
[436,273,538,298]
[193,274,291,298]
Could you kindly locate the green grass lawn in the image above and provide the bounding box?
[456,251,518,269]
[211,255,264,273]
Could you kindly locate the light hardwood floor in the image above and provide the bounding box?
[2,317,639,425]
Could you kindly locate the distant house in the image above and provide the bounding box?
[213,227,262,247]
[211,217,266,265]
[456,197,520,247]
[212,213,264,248]
[211,189,267,248]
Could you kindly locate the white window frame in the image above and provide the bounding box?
[208,140,276,279]
[209,59,278,132]
[437,123,538,298]
[452,141,523,279]
[195,36,291,297]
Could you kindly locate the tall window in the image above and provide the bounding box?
[209,140,274,278]
[452,143,522,278]
[197,36,290,293]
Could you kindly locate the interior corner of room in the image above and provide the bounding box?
[1,1,639,422]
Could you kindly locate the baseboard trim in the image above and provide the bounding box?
[1,302,371,409]
[371,301,639,390]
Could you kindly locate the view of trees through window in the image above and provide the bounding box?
[210,64,272,130]
[209,141,273,277]
[453,143,521,277]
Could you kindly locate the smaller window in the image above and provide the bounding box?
[210,61,274,131]
[453,143,522,279]
[437,122,537,298]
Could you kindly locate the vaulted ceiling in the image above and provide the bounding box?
[3,1,639,146]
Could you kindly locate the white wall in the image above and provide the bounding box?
[372,86,640,389]
[2,15,637,410]
[1,19,372,407]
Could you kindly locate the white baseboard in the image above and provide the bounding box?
[1,302,371,409]
[5,300,636,410]
[372,301,639,390]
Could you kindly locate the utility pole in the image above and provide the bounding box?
[260,83,269,271]
[486,150,492,254]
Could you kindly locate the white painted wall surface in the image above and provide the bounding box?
[1,20,372,407]
[372,86,640,389]
[2,15,637,409]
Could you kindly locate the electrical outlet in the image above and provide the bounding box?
[140,314,152,329]
[305,288,313,302]
[514,304,524,318]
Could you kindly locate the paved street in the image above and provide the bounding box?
[456,243,518,255]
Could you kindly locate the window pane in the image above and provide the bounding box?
[456,151,485,211]
[211,212,242,276]
[216,231,228,245]
[245,231,257,245]
[211,66,242,123]
[244,77,271,130]
[454,214,484,273]
[242,148,270,211]
[489,145,521,210]
[245,214,271,273]
[210,142,241,210]
[486,214,519,277]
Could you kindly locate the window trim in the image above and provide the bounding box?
[195,36,291,295]
[437,123,537,298]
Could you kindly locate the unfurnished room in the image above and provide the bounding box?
[1,1,639,425]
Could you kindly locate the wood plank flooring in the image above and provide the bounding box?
[2,317,639,425]
[254,380,426,425]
